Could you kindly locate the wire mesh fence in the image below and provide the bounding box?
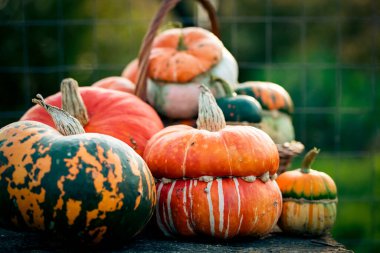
[0,0,379,251]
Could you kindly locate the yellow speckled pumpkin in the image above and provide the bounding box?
[276,148,338,236]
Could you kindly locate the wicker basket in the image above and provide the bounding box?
[133,0,303,175]
[277,141,304,174]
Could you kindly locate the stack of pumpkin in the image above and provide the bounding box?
[0,0,338,247]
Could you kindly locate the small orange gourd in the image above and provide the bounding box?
[276,148,338,236]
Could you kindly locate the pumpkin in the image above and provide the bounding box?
[276,148,338,236]
[143,85,282,238]
[235,81,295,144]
[211,77,262,124]
[0,96,156,244]
[21,78,164,156]
[147,27,232,83]
[92,76,135,94]
[122,59,139,84]
[124,27,238,119]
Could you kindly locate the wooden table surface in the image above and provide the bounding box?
[0,226,352,253]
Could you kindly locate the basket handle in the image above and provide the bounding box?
[134,0,220,101]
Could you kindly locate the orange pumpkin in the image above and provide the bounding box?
[122,59,139,84]
[21,78,163,156]
[276,148,338,236]
[92,76,135,93]
[148,27,224,83]
[144,86,282,238]
[123,27,238,119]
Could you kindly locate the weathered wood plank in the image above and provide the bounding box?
[0,227,351,252]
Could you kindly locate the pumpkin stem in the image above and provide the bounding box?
[32,94,85,136]
[177,31,187,51]
[196,85,226,131]
[210,75,235,97]
[301,147,320,173]
[61,78,89,126]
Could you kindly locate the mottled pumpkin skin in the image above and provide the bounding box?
[144,125,279,178]
[235,81,294,115]
[21,87,164,156]
[0,121,156,244]
[276,169,337,236]
[92,76,135,94]
[156,178,282,238]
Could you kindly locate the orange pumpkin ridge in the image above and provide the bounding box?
[144,85,282,238]
[148,27,223,83]
[21,79,163,156]
[156,178,282,238]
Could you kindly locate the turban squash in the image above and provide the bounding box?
[123,27,238,119]
[143,86,282,238]
[235,81,295,144]
[21,78,163,156]
[0,96,156,244]
[276,148,338,236]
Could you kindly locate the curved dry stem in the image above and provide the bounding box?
[32,94,85,136]
[196,85,226,131]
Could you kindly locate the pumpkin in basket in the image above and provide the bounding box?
[276,148,338,236]
[92,76,135,94]
[143,86,282,238]
[235,81,294,144]
[0,96,156,245]
[124,27,238,119]
[20,78,163,156]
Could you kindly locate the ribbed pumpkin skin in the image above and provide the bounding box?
[156,178,282,238]
[0,121,156,244]
[125,48,238,119]
[276,169,337,236]
[92,76,135,94]
[122,59,139,84]
[235,81,294,115]
[20,87,164,156]
[149,27,223,83]
[144,125,279,178]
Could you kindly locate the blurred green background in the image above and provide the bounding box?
[0,0,379,252]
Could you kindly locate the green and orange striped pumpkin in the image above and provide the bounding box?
[276,148,338,236]
[143,86,282,238]
[0,96,156,245]
[235,81,294,144]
